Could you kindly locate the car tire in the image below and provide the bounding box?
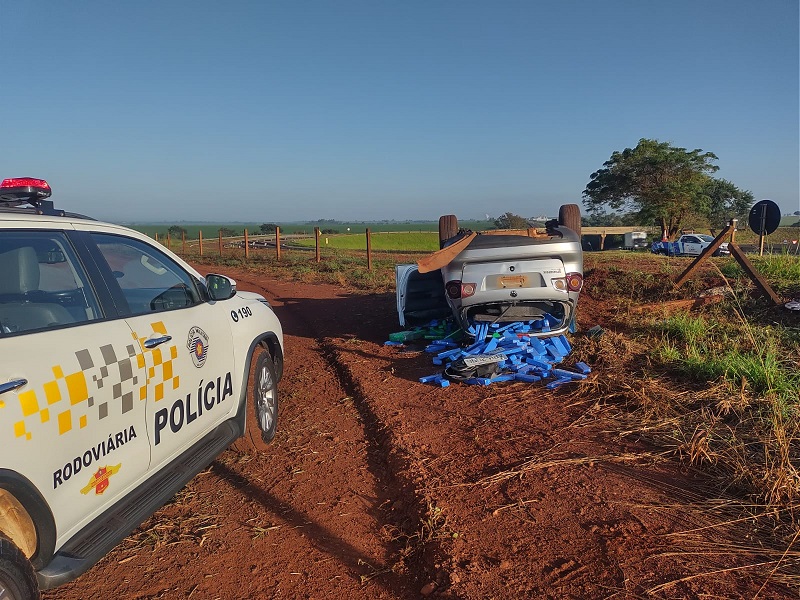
[439,215,459,249]
[0,537,39,600]
[232,346,279,453]
[558,204,581,235]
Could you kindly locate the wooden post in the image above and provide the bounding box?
[675,222,734,287]
[729,243,781,305]
[315,227,321,263]
[182,231,186,255]
[155,232,159,244]
[167,233,171,251]
[218,230,223,256]
[599,232,606,250]
[729,218,737,244]
[199,230,203,257]
[275,226,281,262]
[244,229,249,260]
[366,228,372,271]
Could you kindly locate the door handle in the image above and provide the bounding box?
[0,379,28,395]
[143,335,173,349]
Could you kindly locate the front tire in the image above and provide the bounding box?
[232,346,279,453]
[0,538,38,600]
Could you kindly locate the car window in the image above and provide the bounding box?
[0,231,102,335]
[683,236,699,243]
[91,233,203,316]
[698,235,713,242]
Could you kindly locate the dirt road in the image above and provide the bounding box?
[44,269,793,599]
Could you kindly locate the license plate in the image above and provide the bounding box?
[498,275,528,288]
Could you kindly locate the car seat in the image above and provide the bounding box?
[0,246,75,333]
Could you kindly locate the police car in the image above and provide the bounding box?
[0,178,284,599]
[651,233,730,257]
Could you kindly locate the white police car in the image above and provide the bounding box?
[0,178,284,599]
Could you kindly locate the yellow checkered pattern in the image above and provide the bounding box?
[7,321,180,441]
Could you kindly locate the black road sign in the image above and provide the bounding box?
[748,200,781,235]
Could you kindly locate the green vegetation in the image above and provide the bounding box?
[654,313,799,409]
[719,252,800,294]
[292,231,439,252]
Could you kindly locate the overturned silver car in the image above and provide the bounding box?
[397,205,584,338]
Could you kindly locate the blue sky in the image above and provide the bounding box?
[2,1,798,223]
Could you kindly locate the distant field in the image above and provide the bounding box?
[129,220,799,253]
[292,231,440,252]
[781,215,800,226]
[127,220,494,239]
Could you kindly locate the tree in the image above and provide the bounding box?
[218,227,239,237]
[583,139,719,239]
[493,212,530,230]
[168,225,187,237]
[260,223,278,234]
[703,178,754,228]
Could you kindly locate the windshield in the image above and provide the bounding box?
[698,235,714,242]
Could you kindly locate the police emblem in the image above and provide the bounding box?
[187,326,209,368]
[80,464,121,495]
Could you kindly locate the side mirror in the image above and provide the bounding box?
[205,274,237,301]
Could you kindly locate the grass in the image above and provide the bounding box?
[291,231,440,252]
[720,253,800,296]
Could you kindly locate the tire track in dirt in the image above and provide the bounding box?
[232,272,439,595]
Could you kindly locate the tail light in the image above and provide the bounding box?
[445,280,476,299]
[551,273,583,293]
[566,272,583,292]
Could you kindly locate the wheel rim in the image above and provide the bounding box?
[0,580,20,600]
[256,363,276,433]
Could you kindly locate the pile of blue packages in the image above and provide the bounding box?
[415,320,591,388]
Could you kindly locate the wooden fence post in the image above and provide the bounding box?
[182,231,186,255]
[244,229,249,260]
[218,230,223,256]
[275,226,281,262]
[167,233,171,251]
[199,230,203,257]
[366,228,372,271]
[315,227,321,263]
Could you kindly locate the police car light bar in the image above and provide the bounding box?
[0,177,66,216]
[0,177,52,202]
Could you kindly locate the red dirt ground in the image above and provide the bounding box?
[43,266,795,600]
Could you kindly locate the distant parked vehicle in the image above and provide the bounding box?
[651,234,729,257]
[623,231,648,250]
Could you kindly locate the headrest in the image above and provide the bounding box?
[0,247,40,295]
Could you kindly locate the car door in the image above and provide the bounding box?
[681,236,702,255]
[86,232,237,469]
[0,230,151,546]
[395,264,449,328]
